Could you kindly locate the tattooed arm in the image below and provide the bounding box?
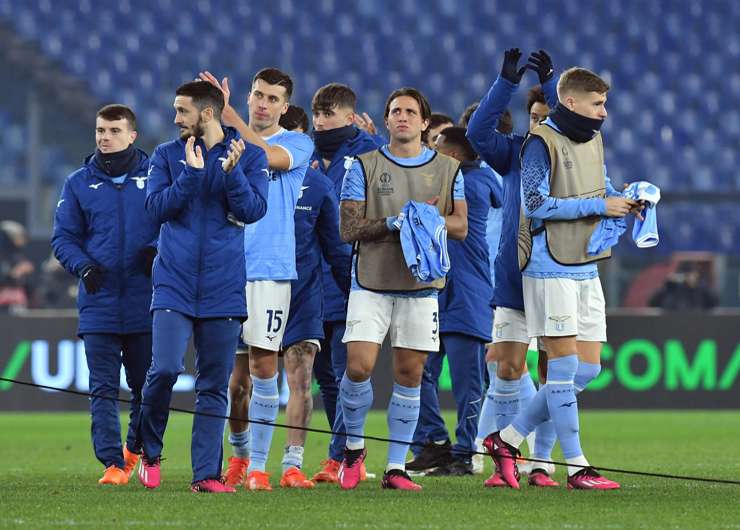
[340,200,392,243]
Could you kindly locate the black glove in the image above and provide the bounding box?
[81,265,104,294]
[141,246,157,277]
[527,49,554,84]
[500,48,527,84]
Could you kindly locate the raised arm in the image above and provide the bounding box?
[526,49,559,108]
[198,72,315,171]
[466,76,517,174]
[467,48,532,174]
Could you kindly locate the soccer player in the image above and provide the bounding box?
[52,104,159,486]
[407,127,502,476]
[266,105,352,488]
[484,66,641,490]
[307,83,382,483]
[422,112,454,147]
[200,68,314,491]
[467,48,562,487]
[136,81,268,493]
[338,87,468,490]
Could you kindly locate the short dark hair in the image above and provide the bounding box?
[384,87,432,122]
[96,104,137,130]
[280,105,309,132]
[458,102,479,128]
[437,126,477,161]
[497,109,514,135]
[312,83,356,113]
[558,67,610,98]
[421,112,454,143]
[253,67,294,100]
[175,81,224,120]
[526,85,547,114]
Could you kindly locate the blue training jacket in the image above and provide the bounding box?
[283,167,351,345]
[52,148,160,336]
[438,161,502,342]
[312,127,382,321]
[146,127,268,318]
[467,75,558,311]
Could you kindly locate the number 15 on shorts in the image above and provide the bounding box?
[266,309,283,333]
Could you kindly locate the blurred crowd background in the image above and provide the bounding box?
[1,0,738,313]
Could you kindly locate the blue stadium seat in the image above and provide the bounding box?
[0,0,737,252]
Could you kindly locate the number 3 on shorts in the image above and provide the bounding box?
[432,311,438,335]
[266,309,283,333]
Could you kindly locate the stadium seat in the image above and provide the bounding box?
[0,0,737,251]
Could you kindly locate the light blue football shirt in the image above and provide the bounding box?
[244,128,314,280]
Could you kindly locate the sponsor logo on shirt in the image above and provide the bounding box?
[88,183,104,190]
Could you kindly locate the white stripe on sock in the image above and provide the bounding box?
[391,392,420,401]
[252,392,280,399]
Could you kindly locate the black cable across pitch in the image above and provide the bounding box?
[2,376,738,486]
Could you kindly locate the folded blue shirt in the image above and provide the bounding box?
[397,201,450,283]
[588,180,661,255]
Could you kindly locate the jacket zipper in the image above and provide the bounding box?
[116,181,126,333]
[195,147,208,316]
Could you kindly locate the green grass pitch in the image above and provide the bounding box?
[1,410,739,529]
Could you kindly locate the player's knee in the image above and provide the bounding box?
[150,364,182,384]
[286,370,312,396]
[497,359,524,380]
[346,364,371,382]
[395,365,423,387]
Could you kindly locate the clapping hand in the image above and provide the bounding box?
[185,136,204,169]
[222,139,246,173]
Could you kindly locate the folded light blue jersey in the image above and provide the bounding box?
[398,201,450,283]
[587,180,661,255]
[244,128,314,281]
[624,181,661,248]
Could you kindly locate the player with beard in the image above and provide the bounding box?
[135,80,268,493]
